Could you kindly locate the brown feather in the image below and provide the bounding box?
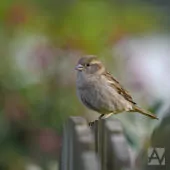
[132,105,158,119]
[103,72,136,105]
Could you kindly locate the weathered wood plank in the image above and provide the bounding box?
[60,117,133,170]
[60,117,100,170]
[91,118,132,170]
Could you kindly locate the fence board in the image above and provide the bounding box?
[60,117,133,170]
[60,117,100,170]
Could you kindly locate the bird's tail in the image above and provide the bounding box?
[132,105,158,119]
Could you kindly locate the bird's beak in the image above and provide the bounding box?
[75,64,84,71]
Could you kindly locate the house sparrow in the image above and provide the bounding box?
[75,55,158,125]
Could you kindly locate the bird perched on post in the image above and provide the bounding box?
[75,55,158,126]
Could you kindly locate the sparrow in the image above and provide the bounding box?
[75,55,158,125]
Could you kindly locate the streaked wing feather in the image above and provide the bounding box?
[103,72,136,104]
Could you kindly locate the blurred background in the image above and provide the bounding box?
[0,0,170,169]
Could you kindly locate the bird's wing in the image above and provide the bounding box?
[103,72,136,105]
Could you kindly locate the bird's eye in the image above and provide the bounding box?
[86,63,90,67]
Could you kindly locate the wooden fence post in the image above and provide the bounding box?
[91,118,132,170]
[60,117,133,170]
[60,117,100,170]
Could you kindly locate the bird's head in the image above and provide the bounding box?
[75,55,105,75]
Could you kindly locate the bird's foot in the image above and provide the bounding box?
[89,114,106,126]
[98,113,113,120]
[98,114,105,119]
[88,120,98,127]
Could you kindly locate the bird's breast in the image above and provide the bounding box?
[77,77,119,113]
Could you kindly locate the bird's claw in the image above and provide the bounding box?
[88,120,98,127]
